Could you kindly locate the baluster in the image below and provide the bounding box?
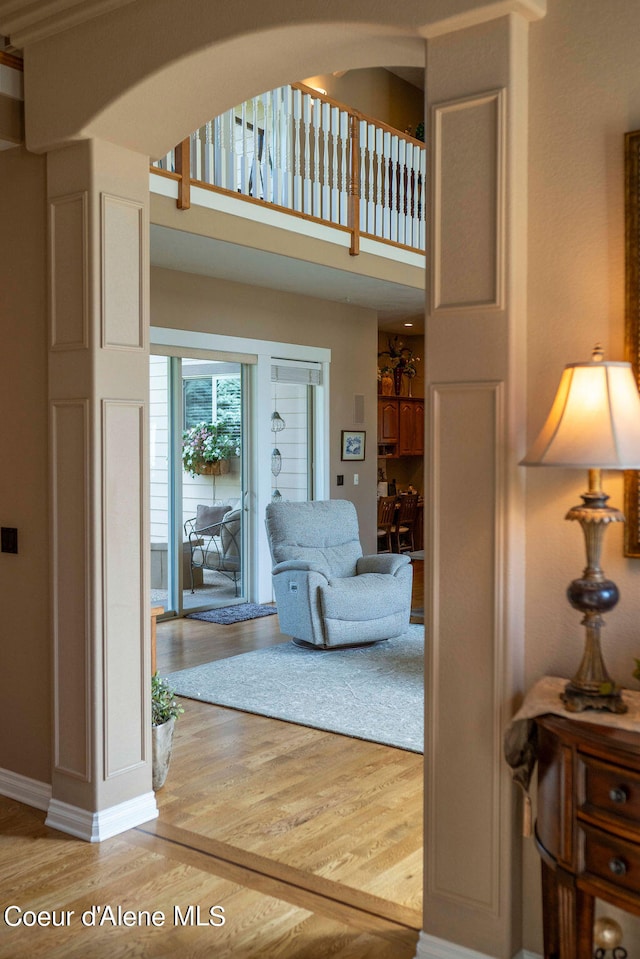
[390,133,399,243]
[303,92,312,215]
[312,95,321,217]
[366,123,375,235]
[271,89,280,206]
[398,137,407,245]
[191,128,201,181]
[404,141,413,246]
[239,101,247,195]
[292,87,303,213]
[251,95,261,198]
[225,111,236,192]
[382,130,391,240]
[280,86,292,210]
[260,91,270,203]
[375,125,383,239]
[321,100,330,221]
[204,120,214,185]
[214,115,222,188]
[339,109,349,226]
[417,145,426,250]
[359,119,367,233]
[330,105,339,223]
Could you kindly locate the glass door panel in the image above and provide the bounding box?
[149,355,175,614]
[150,353,247,617]
[181,357,245,611]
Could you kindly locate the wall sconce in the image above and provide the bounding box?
[521,345,640,713]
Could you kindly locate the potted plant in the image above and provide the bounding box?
[151,672,184,790]
[182,417,241,477]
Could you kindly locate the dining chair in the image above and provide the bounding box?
[392,493,419,553]
[376,495,397,552]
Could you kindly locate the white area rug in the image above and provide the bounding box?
[166,625,424,753]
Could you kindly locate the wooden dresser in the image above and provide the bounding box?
[535,714,640,958]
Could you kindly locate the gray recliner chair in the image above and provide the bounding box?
[265,499,413,649]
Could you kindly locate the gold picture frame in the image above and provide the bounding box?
[624,129,640,556]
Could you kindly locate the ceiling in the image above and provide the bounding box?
[150,224,425,334]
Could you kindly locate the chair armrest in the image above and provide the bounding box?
[272,559,330,580]
[357,553,411,576]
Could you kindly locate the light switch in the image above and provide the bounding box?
[353,473,359,485]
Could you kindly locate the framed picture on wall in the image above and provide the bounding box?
[341,430,366,461]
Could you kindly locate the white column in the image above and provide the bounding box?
[45,138,157,841]
[420,13,529,959]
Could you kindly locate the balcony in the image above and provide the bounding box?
[151,82,426,261]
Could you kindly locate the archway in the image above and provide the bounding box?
[7,0,542,953]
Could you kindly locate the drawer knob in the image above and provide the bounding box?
[609,857,627,876]
[609,786,628,804]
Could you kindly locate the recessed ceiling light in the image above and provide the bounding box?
[404,322,413,327]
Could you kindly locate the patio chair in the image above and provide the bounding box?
[265,499,412,649]
[184,503,231,592]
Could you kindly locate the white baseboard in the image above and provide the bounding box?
[46,792,158,842]
[415,932,542,959]
[0,766,52,811]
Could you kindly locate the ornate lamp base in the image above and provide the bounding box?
[561,681,627,714]
[562,472,628,715]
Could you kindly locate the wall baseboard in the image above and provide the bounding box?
[0,766,51,811]
[415,932,542,959]
[45,793,158,842]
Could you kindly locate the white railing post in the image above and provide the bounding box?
[339,109,349,226]
[293,87,303,213]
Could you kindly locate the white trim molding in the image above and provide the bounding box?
[416,932,542,959]
[0,767,52,811]
[45,792,158,842]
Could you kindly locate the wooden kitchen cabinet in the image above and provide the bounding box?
[378,396,424,457]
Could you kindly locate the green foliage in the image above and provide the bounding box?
[151,672,184,727]
[181,418,241,477]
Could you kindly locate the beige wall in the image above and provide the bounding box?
[0,146,51,782]
[150,267,380,552]
[524,1,640,950]
[302,67,424,135]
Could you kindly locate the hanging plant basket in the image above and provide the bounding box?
[196,459,230,476]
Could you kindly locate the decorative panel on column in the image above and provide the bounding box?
[432,90,505,311]
[102,399,146,777]
[427,381,504,910]
[101,193,144,350]
[49,192,88,350]
[51,399,90,780]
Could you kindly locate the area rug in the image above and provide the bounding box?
[186,603,277,625]
[166,624,424,752]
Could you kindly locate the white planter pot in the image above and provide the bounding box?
[152,716,176,790]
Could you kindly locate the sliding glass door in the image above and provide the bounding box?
[150,353,247,616]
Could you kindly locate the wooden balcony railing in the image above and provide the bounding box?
[151,83,426,257]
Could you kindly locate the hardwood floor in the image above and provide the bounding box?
[0,561,424,957]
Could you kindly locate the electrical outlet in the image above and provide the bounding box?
[1,527,18,554]
[337,475,344,486]
[353,473,359,485]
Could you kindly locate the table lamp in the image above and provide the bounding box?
[521,345,640,713]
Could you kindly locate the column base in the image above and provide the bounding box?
[46,792,158,842]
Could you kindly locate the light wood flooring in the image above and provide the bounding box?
[0,562,424,958]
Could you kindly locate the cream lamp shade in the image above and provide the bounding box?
[521,352,640,469]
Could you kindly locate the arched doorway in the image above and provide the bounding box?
[6,1,540,953]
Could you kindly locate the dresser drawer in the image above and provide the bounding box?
[581,823,640,897]
[579,753,640,830]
